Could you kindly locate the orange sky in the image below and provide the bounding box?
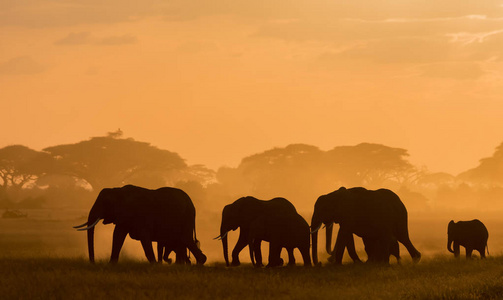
[1,1,502,174]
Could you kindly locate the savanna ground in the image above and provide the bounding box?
[2,208,503,299]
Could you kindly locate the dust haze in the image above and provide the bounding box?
[1,131,502,263]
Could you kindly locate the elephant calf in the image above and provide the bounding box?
[157,243,191,264]
[362,237,401,264]
[248,212,311,267]
[448,219,488,259]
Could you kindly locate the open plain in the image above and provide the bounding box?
[2,209,503,299]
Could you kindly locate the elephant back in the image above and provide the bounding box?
[126,187,196,241]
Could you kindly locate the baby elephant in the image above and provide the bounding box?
[448,219,488,259]
[248,212,311,267]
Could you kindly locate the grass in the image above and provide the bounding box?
[2,209,503,299]
[2,257,503,299]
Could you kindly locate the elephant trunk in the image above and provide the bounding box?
[447,237,454,253]
[312,229,319,265]
[87,227,95,263]
[86,208,101,263]
[311,213,322,265]
[326,223,333,254]
[222,232,229,267]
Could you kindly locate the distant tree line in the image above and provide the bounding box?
[1,130,502,213]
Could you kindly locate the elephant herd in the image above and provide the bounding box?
[74,185,489,266]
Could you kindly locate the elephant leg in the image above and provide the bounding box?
[300,245,312,267]
[479,246,486,259]
[141,239,156,263]
[267,242,282,267]
[453,242,460,258]
[363,238,375,262]
[110,226,128,263]
[163,248,173,264]
[330,228,352,264]
[231,232,249,266]
[157,242,163,263]
[391,240,401,264]
[365,236,390,264]
[466,248,473,259]
[377,237,392,264]
[397,235,421,262]
[186,242,206,265]
[175,246,189,264]
[346,234,362,263]
[287,248,296,266]
[253,240,264,267]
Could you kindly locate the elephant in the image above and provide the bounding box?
[447,219,488,259]
[157,242,191,264]
[248,211,312,267]
[74,185,206,264]
[311,187,421,265]
[215,196,299,267]
[327,234,401,264]
[362,236,401,263]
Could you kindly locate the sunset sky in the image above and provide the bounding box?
[1,1,502,174]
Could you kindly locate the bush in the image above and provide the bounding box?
[2,209,28,219]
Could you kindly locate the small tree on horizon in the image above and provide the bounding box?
[43,134,189,192]
[0,145,53,193]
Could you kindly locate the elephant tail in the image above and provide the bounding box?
[486,245,490,256]
[193,219,200,248]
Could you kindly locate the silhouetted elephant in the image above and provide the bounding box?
[157,242,191,264]
[448,219,488,259]
[311,187,421,265]
[327,234,401,264]
[362,236,401,263]
[248,212,312,267]
[215,196,298,267]
[74,185,206,264]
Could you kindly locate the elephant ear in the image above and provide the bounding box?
[447,220,455,233]
[97,188,116,224]
[104,186,137,225]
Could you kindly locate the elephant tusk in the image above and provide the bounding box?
[77,218,101,231]
[310,224,322,234]
[214,231,229,241]
[73,221,88,229]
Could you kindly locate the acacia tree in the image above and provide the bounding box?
[325,143,418,188]
[43,133,190,192]
[458,141,503,185]
[217,144,325,199]
[0,145,53,193]
[216,143,421,209]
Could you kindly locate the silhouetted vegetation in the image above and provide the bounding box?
[2,257,503,299]
[0,131,502,215]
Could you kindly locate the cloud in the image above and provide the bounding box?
[95,34,138,45]
[320,37,453,64]
[55,33,138,46]
[0,0,164,27]
[254,16,503,43]
[175,41,219,54]
[0,56,46,75]
[162,0,503,22]
[2,0,503,27]
[420,62,487,80]
[54,32,92,45]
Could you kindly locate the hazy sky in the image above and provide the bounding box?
[1,1,502,174]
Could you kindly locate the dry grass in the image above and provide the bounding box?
[2,257,503,299]
[2,209,503,299]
